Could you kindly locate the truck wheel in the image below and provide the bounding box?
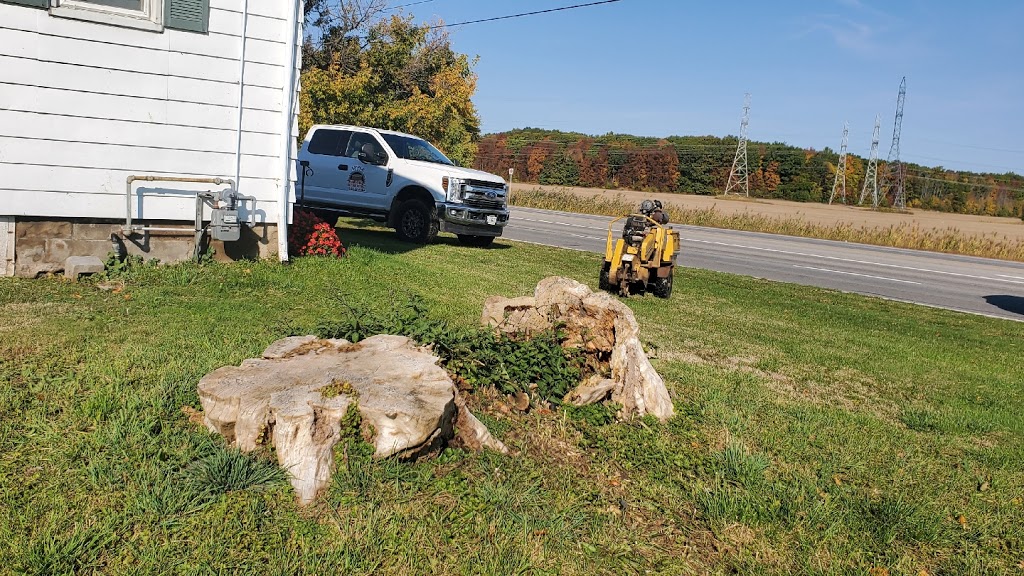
[457,235,495,247]
[394,199,438,244]
[651,272,674,298]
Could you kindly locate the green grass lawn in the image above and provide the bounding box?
[1,224,1022,575]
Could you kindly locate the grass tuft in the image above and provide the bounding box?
[182,447,288,495]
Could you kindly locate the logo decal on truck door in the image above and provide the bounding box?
[347,171,365,192]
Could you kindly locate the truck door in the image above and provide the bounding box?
[298,128,356,207]
[340,131,392,210]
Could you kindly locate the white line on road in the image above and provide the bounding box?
[686,238,1024,285]
[792,265,922,285]
[512,215,611,233]
[511,225,605,242]
[514,212,1024,286]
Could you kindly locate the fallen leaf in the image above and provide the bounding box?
[868,567,889,576]
[609,479,621,487]
[833,475,843,486]
[978,481,990,492]
[73,293,82,299]
[918,570,930,576]
[123,293,132,300]
[957,515,968,529]
[512,391,530,412]
[181,406,205,427]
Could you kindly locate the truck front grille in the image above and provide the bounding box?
[462,181,507,209]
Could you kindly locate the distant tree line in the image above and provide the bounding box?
[474,128,1024,217]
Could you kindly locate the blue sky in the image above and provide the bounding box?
[395,0,1024,175]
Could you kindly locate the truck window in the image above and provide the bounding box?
[380,133,454,166]
[308,129,352,156]
[344,132,386,160]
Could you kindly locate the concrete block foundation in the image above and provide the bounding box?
[9,218,279,278]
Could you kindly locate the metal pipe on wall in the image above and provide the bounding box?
[123,175,235,233]
[233,0,250,187]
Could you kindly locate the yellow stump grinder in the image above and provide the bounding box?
[599,200,680,298]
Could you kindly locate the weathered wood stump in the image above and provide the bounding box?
[482,276,674,421]
[197,334,506,504]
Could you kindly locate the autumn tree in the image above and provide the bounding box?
[303,0,387,72]
[472,128,1024,213]
[300,13,481,166]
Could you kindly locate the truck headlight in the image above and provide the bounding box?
[445,177,464,203]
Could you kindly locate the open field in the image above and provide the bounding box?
[2,226,1023,574]
[512,184,1024,241]
[511,184,1024,261]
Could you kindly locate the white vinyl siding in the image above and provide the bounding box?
[0,0,301,225]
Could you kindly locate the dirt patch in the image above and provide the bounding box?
[513,183,1024,243]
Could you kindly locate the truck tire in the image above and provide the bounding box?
[394,199,438,244]
[457,235,495,247]
[651,272,674,298]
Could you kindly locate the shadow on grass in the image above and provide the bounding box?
[332,218,511,255]
[984,294,1024,316]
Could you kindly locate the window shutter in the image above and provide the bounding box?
[165,0,209,33]
[1,0,50,8]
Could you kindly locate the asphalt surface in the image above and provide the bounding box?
[503,206,1024,322]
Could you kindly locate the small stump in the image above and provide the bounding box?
[482,276,675,421]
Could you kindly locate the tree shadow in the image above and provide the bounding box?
[332,218,511,255]
[984,295,1024,316]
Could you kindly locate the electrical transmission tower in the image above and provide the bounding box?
[828,122,849,205]
[724,93,751,197]
[858,115,881,207]
[885,76,907,209]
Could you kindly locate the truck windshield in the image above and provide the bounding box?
[380,134,454,166]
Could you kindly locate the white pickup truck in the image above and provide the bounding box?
[296,125,510,246]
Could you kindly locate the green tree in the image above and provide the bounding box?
[299,15,481,166]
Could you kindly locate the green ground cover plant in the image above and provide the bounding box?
[1,225,1022,574]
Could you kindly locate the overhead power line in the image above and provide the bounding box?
[386,0,436,11]
[427,0,622,29]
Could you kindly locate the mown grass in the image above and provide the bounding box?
[510,187,1024,262]
[1,225,1022,574]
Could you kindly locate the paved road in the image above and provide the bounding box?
[503,206,1024,322]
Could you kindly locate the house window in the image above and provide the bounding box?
[39,0,209,33]
[51,0,165,31]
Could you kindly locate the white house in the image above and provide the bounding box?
[0,0,303,276]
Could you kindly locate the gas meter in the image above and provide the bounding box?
[209,189,254,242]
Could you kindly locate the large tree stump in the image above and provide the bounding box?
[197,334,506,504]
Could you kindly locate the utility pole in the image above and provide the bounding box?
[858,115,881,208]
[828,122,849,205]
[885,76,907,209]
[724,93,750,197]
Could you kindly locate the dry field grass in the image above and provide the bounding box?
[511,183,1024,261]
[512,183,1024,242]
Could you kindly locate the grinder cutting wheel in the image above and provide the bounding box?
[599,200,680,297]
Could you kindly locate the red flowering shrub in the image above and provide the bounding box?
[288,208,346,258]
